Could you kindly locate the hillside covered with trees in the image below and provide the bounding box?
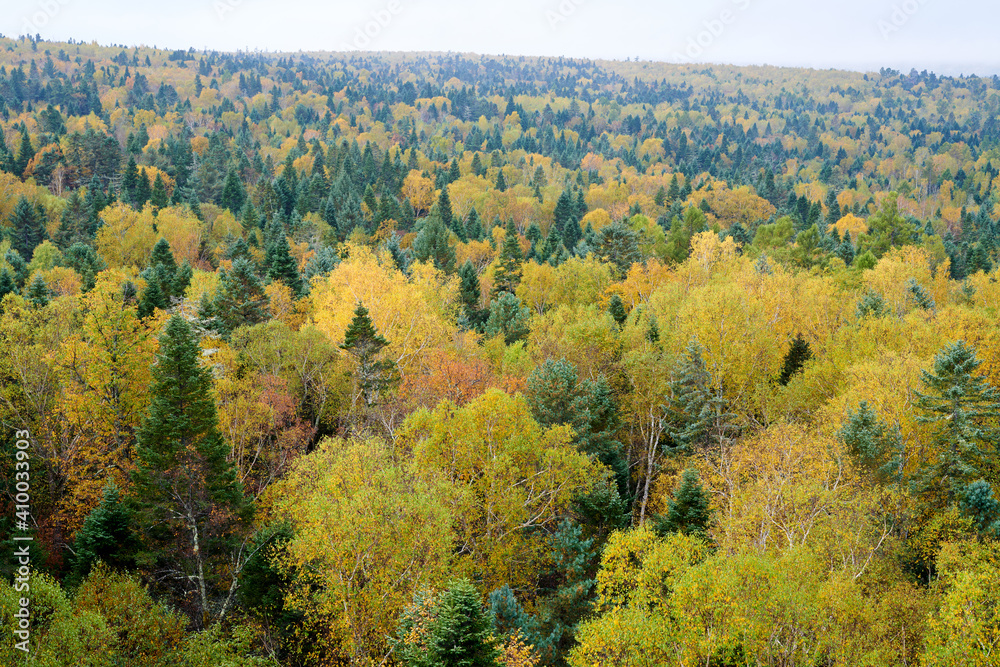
[1,34,1000,665]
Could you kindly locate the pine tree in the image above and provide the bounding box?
[9,195,47,260]
[906,278,935,312]
[608,294,627,327]
[412,206,456,273]
[209,258,270,337]
[341,302,399,408]
[839,401,902,484]
[914,341,1000,504]
[149,237,178,276]
[267,234,304,295]
[485,292,530,345]
[132,315,247,626]
[432,580,500,667]
[495,170,507,192]
[150,172,169,209]
[491,220,523,297]
[778,333,812,385]
[70,483,140,582]
[25,274,50,307]
[653,469,711,537]
[137,274,167,318]
[594,221,641,277]
[4,249,28,288]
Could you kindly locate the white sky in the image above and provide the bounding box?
[3,0,997,76]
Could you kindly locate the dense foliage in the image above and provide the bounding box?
[1,33,1000,665]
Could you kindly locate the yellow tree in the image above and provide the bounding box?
[268,436,457,666]
[399,390,600,592]
[55,270,157,532]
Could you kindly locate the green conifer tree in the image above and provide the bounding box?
[341,302,400,408]
[132,315,248,626]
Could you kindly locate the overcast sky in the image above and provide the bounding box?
[4,0,997,76]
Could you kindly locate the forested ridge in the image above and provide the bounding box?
[0,33,999,665]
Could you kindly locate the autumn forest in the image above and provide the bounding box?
[1,34,1000,666]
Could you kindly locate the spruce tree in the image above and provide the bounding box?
[135,168,152,209]
[122,156,139,205]
[0,268,17,302]
[432,581,500,667]
[437,185,455,229]
[457,260,483,328]
[665,338,733,451]
[839,401,902,485]
[9,195,47,260]
[13,126,34,177]
[71,483,140,582]
[495,170,507,192]
[608,294,627,327]
[491,220,523,297]
[208,258,270,337]
[26,274,50,307]
[172,259,193,297]
[341,302,399,408]
[412,207,456,273]
[219,167,246,214]
[654,469,711,537]
[914,341,1000,504]
[778,333,812,385]
[150,173,169,209]
[4,249,28,288]
[267,233,304,295]
[137,274,168,318]
[132,315,247,626]
[484,292,530,345]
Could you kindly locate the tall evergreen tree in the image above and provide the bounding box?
[132,315,248,626]
[653,469,711,537]
[13,126,34,177]
[70,483,140,582]
[914,341,1000,504]
[266,233,304,295]
[432,581,500,667]
[491,220,523,297]
[205,258,270,337]
[9,195,47,260]
[341,302,399,408]
[412,206,456,273]
[484,292,530,345]
[150,172,169,209]
[778,333,813,385]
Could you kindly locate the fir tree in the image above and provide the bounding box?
[778,333,812,385]
[457,260,482,328]
[913,341,1000,504]
[9,195,48,260]
[70,483,140,582]
[267,233,304,295]
[172,259,193,297]
[906,278,935,312]
[208,258,270,337]
[150,172,169,209]
[4,249,29,288]
[132,315,248,626]
[412,207,456,273]
[437,184,454,229]
[608,294,627,327]
[122,156,140,204]
[485,292,530,345]
[491,220,523,297]
[341,302,399,408]
[653,469,711,537]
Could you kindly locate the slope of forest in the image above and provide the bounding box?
[0,33,1000,665]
